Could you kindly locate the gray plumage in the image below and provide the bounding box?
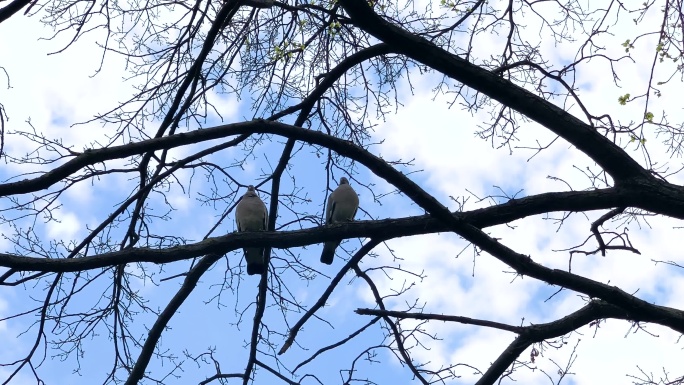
[320,177,359,264]
[235,185,268,275]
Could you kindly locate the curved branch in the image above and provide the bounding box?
[359,300,669,385]
[450,221,684,335]
[474,300,658,385]
[590,207,627,256]
[0,0,31,24]
[4,120,684,220]
[279,239,382,355]
[3,120,684,337]
[268,43,394,122]
[0,187,627,274]
[353,264,429,385]
[337,0,651,183]
[125,253,221,385]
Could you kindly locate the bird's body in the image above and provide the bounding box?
[235,185,268,275]
[320,177,359,264]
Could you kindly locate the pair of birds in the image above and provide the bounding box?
[235,177,359,275]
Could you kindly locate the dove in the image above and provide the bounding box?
[320,177,359,264]
[235,185,268,275]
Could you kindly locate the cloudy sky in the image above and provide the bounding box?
[1,0,683,384]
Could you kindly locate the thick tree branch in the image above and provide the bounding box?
[4,200,681,337]
[2,122,683,338]
[337,0,651,183]
[4,120,684,220]
[5,0,680,384]
[359,300,669,385]
[450,222,684,335]
[5,120,683,218]
[475,300,663,385]
[358,300,661,338]
[0,188,627,274]
[0,0,31,24]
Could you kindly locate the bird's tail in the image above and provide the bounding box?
[320,241,339,265]
[244,248,265,275]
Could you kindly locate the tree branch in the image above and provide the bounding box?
[279,239,382,355]
[125,253,222,385]
[0,188,626,274]
[337,0,651,183]
[4,120,684,219]
[355,308,524,333]
[475,300,660,385]
[358,300,668,385]
[0,0,31,24]
[353,264,429,385]
[3,122,684,338]
[292,316,381,372]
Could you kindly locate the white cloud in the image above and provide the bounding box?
[46,209,81,240]
[360,4,684,380]
[0,18,133,142]
[0,1,682,384]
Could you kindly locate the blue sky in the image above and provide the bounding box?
[1,1,684,384]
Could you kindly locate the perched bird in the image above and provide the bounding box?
[235,185,269,275]
[320,177,359,264]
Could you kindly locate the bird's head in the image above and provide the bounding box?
[244,185,258,198]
